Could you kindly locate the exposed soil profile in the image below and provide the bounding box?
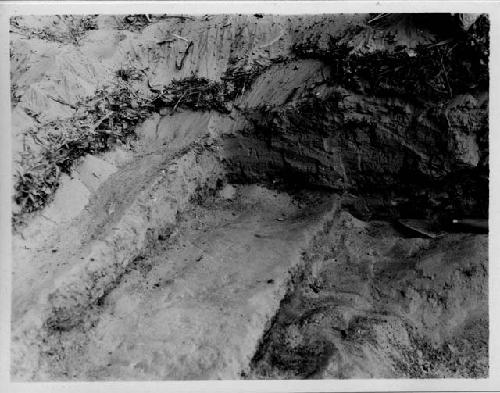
[10,13,488,381]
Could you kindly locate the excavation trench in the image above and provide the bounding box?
[12,121,488,379]
[31,184,340,380]
[11,13,488,380]
[10,111,345,380]
[12,82,489,381]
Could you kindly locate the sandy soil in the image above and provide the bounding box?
[29,185,338,380]
[250,212,488,378]
[10,14,488,380]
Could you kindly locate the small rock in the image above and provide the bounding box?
[219,184,237,200]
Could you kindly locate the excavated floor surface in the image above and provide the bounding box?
[37,185,337,380]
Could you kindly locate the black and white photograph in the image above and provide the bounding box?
[2,1,498,390]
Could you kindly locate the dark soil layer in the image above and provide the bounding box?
[223,14,489,222]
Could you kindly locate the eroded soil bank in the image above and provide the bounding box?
[10,13,488,380]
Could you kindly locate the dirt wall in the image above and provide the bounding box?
[11,14,489,224]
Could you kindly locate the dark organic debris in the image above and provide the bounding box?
[11,82,22,108]
[152,61,274,114]
[222,61,273,98]
[119,14,152,31]
[10,15,98,45]
[13,81,154,225]
[293,14,489,102]
[152,77,230,114]
[118,14,195,32]
[13,57,274,225]
[116,67,145,82]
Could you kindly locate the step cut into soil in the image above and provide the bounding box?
[10,13,488,380]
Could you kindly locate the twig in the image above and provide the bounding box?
[175,41,194,70]
[439,52,453,98]
[160,15,195,22]
[171,33,189,42]
[170,90,187,115]
[427,39,453,49]
[367,13,390,25]
[41,214,57,224]
[92,112,112,130]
